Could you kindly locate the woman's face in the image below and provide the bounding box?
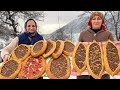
[26,20,37,33]
[91,16,103,29]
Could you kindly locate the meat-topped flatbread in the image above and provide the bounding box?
[18,56,46,79]
[52,40,64,59]
[72,42,87,75]
[46,54,71,79]
[104,40,120,76]
[43,40,56,58]
[63,40,75,56]
[0,59,21,79]
[31,40,47,57]
[86,42,104,79]
[12,44,31,62]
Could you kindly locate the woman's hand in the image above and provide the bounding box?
[3,54,10,63]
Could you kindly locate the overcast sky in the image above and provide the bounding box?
[38,11,84,34]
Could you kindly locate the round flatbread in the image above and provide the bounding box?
[52,40,64,59]
[43,39,56,58]
[0,60,21,79]
[46,54,71,79]
[12,44,30,62]
[18,56,46,79]
[63,40,75,56]
[31,40,47,57]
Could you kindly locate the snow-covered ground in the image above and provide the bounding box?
[0,38,6,49]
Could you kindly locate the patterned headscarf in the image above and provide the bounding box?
[88,11,106,30]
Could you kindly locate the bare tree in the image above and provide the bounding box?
[0,11,44,37]
[103,11,109,30]
[102,11,120,41]
[105,11,120,41]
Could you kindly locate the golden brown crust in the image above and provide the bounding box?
[46,54,71,79]
[72,42,87,76]
[31,40,47,57]
[18,56,46,79]
[63,40,75,56]
[82,42,89,47]
[52,40,64,59]
[0,60,21,79]
[104,40,120,76]
[12,44,31,62]
[43,39,56,58]
[86,42,104,79]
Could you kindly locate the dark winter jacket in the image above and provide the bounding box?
[18,32,43,45]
